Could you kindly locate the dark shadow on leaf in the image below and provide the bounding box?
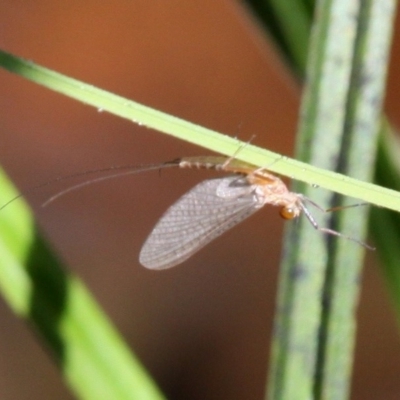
[26,226,67,365]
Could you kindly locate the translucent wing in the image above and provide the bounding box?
[139,176,262,270]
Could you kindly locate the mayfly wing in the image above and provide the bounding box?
[139,176,263,270]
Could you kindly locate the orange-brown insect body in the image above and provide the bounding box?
[178,156,302,221]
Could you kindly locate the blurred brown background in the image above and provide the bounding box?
[0,2,399,399]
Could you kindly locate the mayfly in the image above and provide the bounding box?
[137,156,373,269]
[1,156,373,270]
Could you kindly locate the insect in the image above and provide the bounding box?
[138,156,373,269]
[1,155,373,270]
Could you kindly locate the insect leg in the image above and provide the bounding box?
[299,202,375,250]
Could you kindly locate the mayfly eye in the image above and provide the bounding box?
[280,207,296,220]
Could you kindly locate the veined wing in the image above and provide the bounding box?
[139,176,262,270]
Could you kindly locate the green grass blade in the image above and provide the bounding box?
[372,123,400,324]
[244,0,400,398]
[267,1,396,399]
[0,49,399,214]
[0,171,165,399]
[268,1,361,397]
[243,0,312,74]
[315,2,396,399]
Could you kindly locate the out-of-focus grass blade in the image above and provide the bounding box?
[314,2,396,399]
[0,170,165,400]
[242,0,312,74]
[372,123,400,324]
[268,1,362,398]
[264,0,396,399]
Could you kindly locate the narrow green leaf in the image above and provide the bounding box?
[372,123,400,325]
[316,1,397,399]
[267,1,396,399]
[243,0,312,74]
[0,171,165,399]
[269,1,362,397]
[0,49,399,214]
